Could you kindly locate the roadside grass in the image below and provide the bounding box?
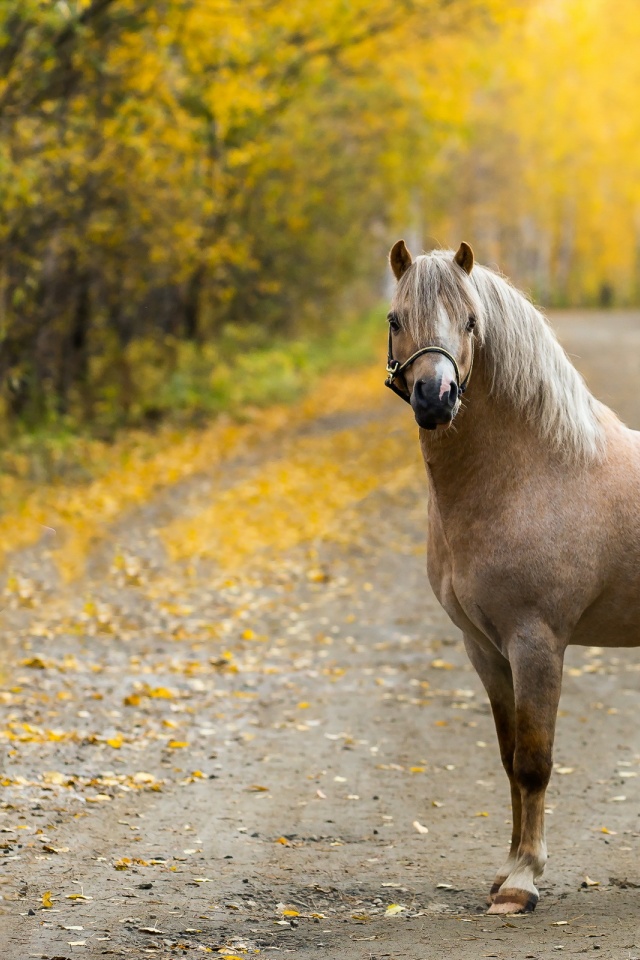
[0,305,387,577]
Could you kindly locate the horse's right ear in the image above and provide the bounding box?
[389,239,413,280]
[454,241,474,275]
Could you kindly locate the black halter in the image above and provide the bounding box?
[384,327,474,404]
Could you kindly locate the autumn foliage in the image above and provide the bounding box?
[0,0,637,432]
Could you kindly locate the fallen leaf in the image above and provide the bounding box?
[42,890,54,908]
[384,903,407,917]
[430,659,454,670]
[583,876,600,886]
[412,820,429,834]
[42,771,67,786]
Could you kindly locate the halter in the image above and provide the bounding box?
[384,326,474,404]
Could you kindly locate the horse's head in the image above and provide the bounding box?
[386,241,481,430]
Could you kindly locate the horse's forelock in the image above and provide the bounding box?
[393,250,484,344]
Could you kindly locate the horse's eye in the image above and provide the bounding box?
[388,315,401,332]
[466,316,476,332]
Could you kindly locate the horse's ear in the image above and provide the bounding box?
[389,239,413,281]
[454,241,474,275]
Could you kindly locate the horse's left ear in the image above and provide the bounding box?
[454,241,474,275]
[389,239,413,280]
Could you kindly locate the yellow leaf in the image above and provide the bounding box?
[147,686,174,699]
[384,904,407,917]
[282,909,300,917]
[42,771,67,786]
[430,659,454,670]
[42,890,53,908]
[22,657,48,669]
[106,735,123,749]
[132,772,155,783]
[167,740,189,748]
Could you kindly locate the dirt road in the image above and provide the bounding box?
[1,311,640,959]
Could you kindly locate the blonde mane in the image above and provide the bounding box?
[397,250,606,463]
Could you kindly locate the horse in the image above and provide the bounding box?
[385,239,640,914]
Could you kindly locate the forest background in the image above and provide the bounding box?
[0,0,639,460]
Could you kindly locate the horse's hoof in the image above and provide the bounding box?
[487,881,505,905]
[487,888,538,914]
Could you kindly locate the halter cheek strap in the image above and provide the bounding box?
[384,327,474,404]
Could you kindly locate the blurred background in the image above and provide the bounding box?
[1,0,639,444]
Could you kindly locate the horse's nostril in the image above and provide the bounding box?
[414,379,429,400]
[447,382,459,407]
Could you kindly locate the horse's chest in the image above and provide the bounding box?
[426,525,474,634]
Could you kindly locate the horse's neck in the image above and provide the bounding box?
[420,353,541,512]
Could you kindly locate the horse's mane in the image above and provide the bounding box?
[399,250,606,463]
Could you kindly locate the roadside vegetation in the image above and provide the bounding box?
[1,0,640,565]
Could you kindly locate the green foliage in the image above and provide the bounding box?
[0,305,384,485]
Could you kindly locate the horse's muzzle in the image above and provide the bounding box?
[411,378,459,430]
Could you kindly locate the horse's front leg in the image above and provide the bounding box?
[463,636,521,903]
[487,624,564,914]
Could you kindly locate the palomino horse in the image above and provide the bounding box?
[386,240,640,914]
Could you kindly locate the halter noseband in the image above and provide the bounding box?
[384,326,474,404]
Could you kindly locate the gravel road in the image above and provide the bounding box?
[1,310,640,960]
